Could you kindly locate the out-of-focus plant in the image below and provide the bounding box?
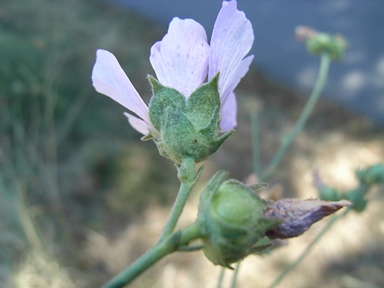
[0,0,151,286]
[267,163,384,288]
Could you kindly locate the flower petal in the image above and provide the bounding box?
[220,91,237,132]
[150,18,210,98]
[223,55,254,101]
[92,49,150,124]
[124,112,150,135]
[209,0,254,102]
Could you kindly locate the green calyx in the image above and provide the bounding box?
[306,32,347,60]
[197,171,280,268]
[147,75,233,165]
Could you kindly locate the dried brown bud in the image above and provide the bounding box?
[295,26,317,41]
[264,198,351,239]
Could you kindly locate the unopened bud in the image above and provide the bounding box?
[345,187,368,213]
[197,171,279,267]
[355,163,384,185]
[313,171,342,201]
[296,25,347,60]
[264,198,351,239]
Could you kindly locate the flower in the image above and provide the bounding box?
[92,0,254,136]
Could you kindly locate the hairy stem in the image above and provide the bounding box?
[158,157,202,242]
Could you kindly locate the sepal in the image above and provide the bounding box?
[148,76,187,131]
[148,75,232,164]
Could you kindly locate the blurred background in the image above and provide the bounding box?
[0,0,383,287]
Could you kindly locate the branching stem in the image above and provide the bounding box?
[158,157,201,242]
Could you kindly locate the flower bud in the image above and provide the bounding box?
[345,187,368,213]
[296,26,347,60]
[264,198,351,239]
[318,186,341,202]
[197,171,279,267]
[147,75,233,164]
[313,171,342,201]
[355,163,384,185]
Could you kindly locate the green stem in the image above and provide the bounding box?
[158,157,201,242]
[251,112,262,176]
[177,244,204,252]
[268,207,351,288]
[261,53,332,181]
[102,222,202,288]
[230,261,242,288]
[217,268,225,288]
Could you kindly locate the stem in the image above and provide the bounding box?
[177,244,204,252]
[17,188,45,254]
[158,158,201,242]
[251,112,262,176]
[268,207,351,288]
[261,53,332,181]
[102,222,202,288]
[230,261,242,288]
[217,268,225,288]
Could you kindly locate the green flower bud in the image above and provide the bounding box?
[313,171,342,201]
[296,26,347,60]
[345,187,368,213]
[355,163,384,185]
[197,171,279,268]
[318,186,341,201]
[306,33,346,60]
[147,75,233,165]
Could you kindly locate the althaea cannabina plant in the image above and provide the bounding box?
[92,0,254,164]
[90,3,353,286]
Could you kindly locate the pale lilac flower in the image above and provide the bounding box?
[92,0,254,135]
